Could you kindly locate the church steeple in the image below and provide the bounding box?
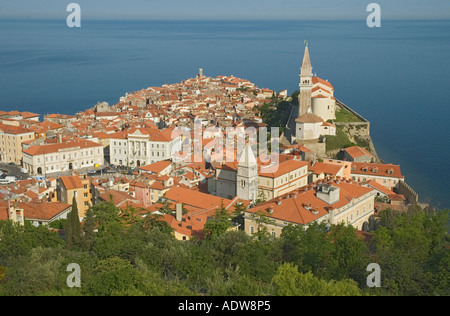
[299,41,313,117]
[301,41,312,73]
[237,143,258,202]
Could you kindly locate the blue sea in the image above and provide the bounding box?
[1,19,449,209]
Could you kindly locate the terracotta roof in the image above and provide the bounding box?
[59,175,84,190]
[23,139,102,156]
[0,123,33,135]
[150,181,166,190]
[309,162,343,177]
[312,76,334,90]
[160,213,206,239]
[22,202,71,221]
[351,162,404,179]
[247,180,374,225]
[140,160,172,174]
[259,160,309,178]
[99,189,139,207]
[0,205,8,221]
[344,146,374,159]
[45,114,76,119]
[165,187,234,211]
[366,180,393,196]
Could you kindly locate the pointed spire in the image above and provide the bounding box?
[301,41,312,70]
[238,143,257,167]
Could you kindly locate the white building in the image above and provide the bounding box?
[109,127,182,167]
[22,139,104,175]
[295,108,336,141]
[311,77,336,122]
[296,42,337,142]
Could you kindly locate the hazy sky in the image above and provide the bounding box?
[1,0,450,20]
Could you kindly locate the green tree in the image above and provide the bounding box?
[90,201,121,232]
[272,263,362,296]
[158,198,174,215]
[66,197,82,250]
[142,212,174,235]
[372,208,449,296]
[281,222,331,277]
[0,220,63,266]
[49,218,67,230]
[325,224,371,285]
[0,247,66,296]
[84,256,142,296]
[82,208,96,251]
[254,190,267,206]
[203,201,231,239]
[232,202,247,230]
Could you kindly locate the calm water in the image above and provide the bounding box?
[1,19,449,208]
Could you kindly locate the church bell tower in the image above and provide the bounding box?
[237,143,258,203]
[299,41,313,117]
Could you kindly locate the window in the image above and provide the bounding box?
[271,231,276,238]
[250,226,254,234]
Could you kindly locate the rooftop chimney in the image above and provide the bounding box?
[316,184,340,205]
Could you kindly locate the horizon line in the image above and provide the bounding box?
[1,16,450,22]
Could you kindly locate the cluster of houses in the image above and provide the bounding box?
[0,67,412,240]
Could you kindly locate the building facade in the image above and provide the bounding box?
[244,180,376,238]
[109,128,182,167]
[22,139,104,176]
[0,124,35,165]
[58,174,92,219]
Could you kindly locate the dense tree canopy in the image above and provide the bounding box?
[0,203,448,296]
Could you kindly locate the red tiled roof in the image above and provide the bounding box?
[247,180,374,225]
[366,180,393,196]
[259,160,309,178]
[344,146,374,159]
[21,202,71,221]
[23,139,102,156]
[59,175,83,190]
[0,123,33,135]
[309,162,343,177]
[312,76,334,90]
[140,160,172,174]
[351,162,404,179]
[165,187,234,211]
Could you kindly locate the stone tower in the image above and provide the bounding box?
[237,143,258,202]
[298,41,313,117]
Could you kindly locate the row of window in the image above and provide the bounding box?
[37,149,101,163]
[113,141,165,150]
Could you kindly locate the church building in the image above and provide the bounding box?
[296,42,337,142]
